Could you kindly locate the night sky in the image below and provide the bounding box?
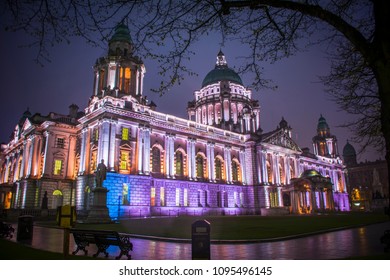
[0,25,381,163]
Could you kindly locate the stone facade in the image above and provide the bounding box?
[0,23,350,218]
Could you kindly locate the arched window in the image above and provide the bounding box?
[151,147,161,173]
[215,157,223,180]
[52,190,63,209]
[289,159,295,179]
[279,158,285,185]
[232,160,239,182]
[119,67,131,94]
[267,162,272,183]
[267,154,273,183]
[196,154,204,179]
[98,69,105,91]
[90,146,98,173]
[175,151,184,176]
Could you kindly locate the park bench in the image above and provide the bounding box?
[0,221,14,238]
[380,230,390,252]
[70,229,133,259]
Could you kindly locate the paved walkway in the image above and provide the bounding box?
[7,221,390,259]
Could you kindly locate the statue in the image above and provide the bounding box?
[96,159,107,188]
[41,191,48,209]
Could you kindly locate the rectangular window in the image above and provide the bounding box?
[160,187,165,207]
[183,189,188,207]
[120,151,129,170]
[175,188,181,207]
[240,192,244,207]
[122,183,129,205]
[90,150,97,172]
[122,127,129,140]
[53,159,62,175]
[197,190,202,207]
[150,187,156,206]
[234,191,238,207]
[217,192,222,208]
[223,191,228,208]
[56,138,65,148]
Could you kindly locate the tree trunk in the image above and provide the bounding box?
[374,63,390,215]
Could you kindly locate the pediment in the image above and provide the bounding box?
[262,130,302,152]
[21,118,33,132]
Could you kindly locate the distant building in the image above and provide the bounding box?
[0,23,350,218]
[342,141,388,211]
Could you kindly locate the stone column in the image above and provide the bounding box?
[138,128,144,174]
[108,120,117,172]
[210,143,215,181]
[206,142,215,182]
[79,128,88,174]
[169,135,175,178]
[191,139,196,180]
[98,120,110,164]
[94,71,99,96]
[164,134,170,177]
[273,153,280,185]
[311,190,317,212]
[66,135,77,179]
[224,146,232,183]
[261,150,268,184]
[285,156,291,184]
[277,187,283,207]
[26,136,35,177]
[143,127,151,175]
[3,156,10,183]
[341,170,347,193]
[187,139,192,179]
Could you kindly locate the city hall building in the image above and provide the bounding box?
[0,24,350,219]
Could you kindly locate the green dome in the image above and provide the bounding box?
[343,141,356,157]
[300,169,321,178]
[317,114,329,131]
[109,23,132,44]
[201,50,243,88]
[202,67,243,88]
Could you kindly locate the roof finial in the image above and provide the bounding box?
[216,50,227,68]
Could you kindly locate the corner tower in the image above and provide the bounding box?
[342,140,357,166]
[187,50,261,134]
[312,115,339,158]
[92,23,146,100]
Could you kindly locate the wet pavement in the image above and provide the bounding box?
[6,221,390,260]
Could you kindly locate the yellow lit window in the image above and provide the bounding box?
[150,188,156,206]
[122,127,129,140]
[120,151,129,170]
[119,67,131,93]
[90,150,97,172]
[54,160,62,175]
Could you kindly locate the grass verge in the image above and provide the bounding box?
[73,212,389,240]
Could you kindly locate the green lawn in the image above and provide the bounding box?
[74,212,389,240]
[0,238,92,260]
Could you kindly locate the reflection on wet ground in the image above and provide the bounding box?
[9,221,390,260]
